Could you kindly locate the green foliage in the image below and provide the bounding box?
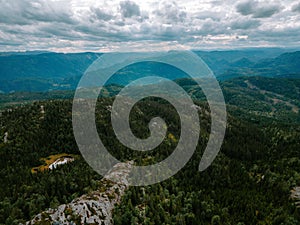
[0,76,299,224]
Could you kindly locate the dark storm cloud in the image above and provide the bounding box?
[119,1,141,18]
[292,2,300,13]
[236,0,281,18]
[236,1,254,16]
[252,5,281,18]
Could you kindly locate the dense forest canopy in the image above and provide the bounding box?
[0,76,299,224]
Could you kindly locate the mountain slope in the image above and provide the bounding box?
[0,52,101,93]
[25,162,133,225]
[0,49,299,92]
[0,77,300,224]
[219,51,300,80]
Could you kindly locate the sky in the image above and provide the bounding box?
[0,0,299,52]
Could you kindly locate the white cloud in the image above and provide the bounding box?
[0,0,299,52]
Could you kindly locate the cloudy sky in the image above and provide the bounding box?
[0,0,299,52]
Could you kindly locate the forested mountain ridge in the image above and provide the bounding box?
[0,75,299,224]
[0,49,299,93]
[254,51,300,75]
[0,52,101,80]
[218,51,300,80]
[174,76,300,125]
[0,52,101,93]
[1,75,299,122]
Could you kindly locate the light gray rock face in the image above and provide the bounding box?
[291,187,300,208]
[25,161,133,225]
[3,131,8,143]
[40,105,45,114]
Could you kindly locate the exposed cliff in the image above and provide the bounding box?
[25,161,133,225]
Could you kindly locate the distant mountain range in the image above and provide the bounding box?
[0,52,101,93]
[0,49,299,93]
[217,51,300,80]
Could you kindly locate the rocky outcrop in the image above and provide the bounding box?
[40,105,45,114]
[25,161,133,225]
[48,157,75,170]
[3,131,8,143]
[291,187,300,208]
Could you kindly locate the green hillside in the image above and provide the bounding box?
[0,76,299,224]
[0,49,299,93]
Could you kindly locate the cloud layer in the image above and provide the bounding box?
[236,0,281,18]
[0,0,299,52]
